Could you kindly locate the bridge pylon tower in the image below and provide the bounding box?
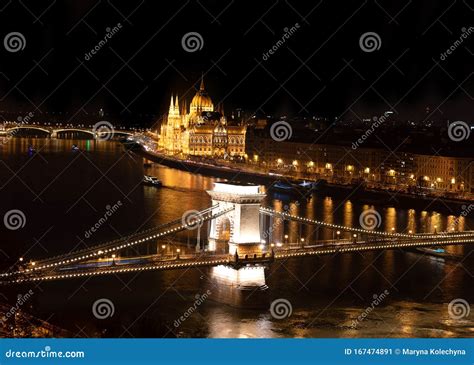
[206,183,269,308]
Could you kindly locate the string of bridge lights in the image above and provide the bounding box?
[0,206,234,279]
[33,204,220,266]
[275,237,474,259]
[6,258,230,284]
[2,204,473,283]
[260,208,474,239]
[5,235,474,284]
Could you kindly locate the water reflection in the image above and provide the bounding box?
[1,138,473,338]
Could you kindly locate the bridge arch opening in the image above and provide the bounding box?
[213,216,233,253]
[6,127,50,138]
[54,129,95,139]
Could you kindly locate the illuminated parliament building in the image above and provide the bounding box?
[159,78,247,158]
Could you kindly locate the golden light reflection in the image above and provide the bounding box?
[407,209,416,234]
[343,200,353,230]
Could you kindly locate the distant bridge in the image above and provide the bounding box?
[0,123,135,139]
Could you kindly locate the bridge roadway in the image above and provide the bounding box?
[0,204,229,280]
[3,231,474,284]
[0,124,134,138]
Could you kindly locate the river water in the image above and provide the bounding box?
[0,138,473,338]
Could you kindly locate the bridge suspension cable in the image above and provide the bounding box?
[260,207,474,239]
[0,204,233,278]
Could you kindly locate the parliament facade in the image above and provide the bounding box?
[159,78,246,158]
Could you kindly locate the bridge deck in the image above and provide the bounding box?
[3,232,473,284]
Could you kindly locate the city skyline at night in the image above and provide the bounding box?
[0,2,473,362]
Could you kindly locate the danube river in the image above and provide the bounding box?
[1,138,473,338]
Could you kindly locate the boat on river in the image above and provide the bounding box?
[143,175,162,187]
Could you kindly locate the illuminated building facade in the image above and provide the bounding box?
[159,78,246,158]
[246,133,474,195]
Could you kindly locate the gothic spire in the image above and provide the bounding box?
[168,94,174,114]
[199,73,205,91]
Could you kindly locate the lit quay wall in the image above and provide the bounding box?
[245,134,474,195]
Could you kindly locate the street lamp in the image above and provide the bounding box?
[284,234,288,244]
[111,254,116,265]
[300,237,305,247]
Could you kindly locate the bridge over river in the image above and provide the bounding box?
[2,183,473,306]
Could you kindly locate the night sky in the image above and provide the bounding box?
[0,0,472,125]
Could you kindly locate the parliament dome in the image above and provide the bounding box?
[190,77,214,113]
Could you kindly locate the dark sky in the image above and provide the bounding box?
[0,0,472,125]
